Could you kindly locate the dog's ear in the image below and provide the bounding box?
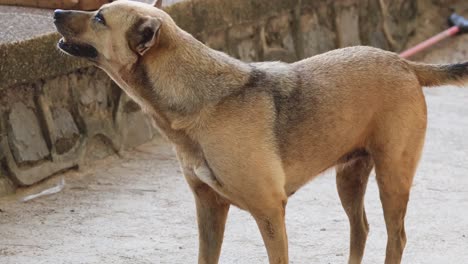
[128,17,162,56]
[153,0,163,8]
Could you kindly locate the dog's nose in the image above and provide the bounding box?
[54,9,67,20]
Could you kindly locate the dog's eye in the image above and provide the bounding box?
[94,12,106,25]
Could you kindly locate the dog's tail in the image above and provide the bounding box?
[409,61,468,87]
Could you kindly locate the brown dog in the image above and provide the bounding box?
[53,1,468,263]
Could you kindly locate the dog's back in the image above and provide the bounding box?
[248,46,467,194]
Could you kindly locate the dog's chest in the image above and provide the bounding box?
[177,145,228,195]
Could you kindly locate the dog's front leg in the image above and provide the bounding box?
[185,175,230,264]
[251,200,289,264]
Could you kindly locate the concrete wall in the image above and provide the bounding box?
[0,0,459,195]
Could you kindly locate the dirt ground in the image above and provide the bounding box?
[1,37,468,264]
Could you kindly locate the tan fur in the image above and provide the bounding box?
[54,1,468,263]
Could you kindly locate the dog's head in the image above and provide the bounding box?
[54,0,168,69]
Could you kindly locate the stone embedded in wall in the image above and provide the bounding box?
[118,96,156,149]
[300,12,336,58]
[123,111,155,149]
[7,102,50,164]
[2,91,81,186]
[83,134,117,164]
[0,174,14,196]
[72,68,122,154]
[381,0,417,51]
[263,13,297,62]
[0,122,15,195]
[77,68,112,110]
[335,4,361,47]
[0,145,3,162]
[228,25,260,62]
[237,40,258,62]
[41,74,81,155]
[265,13,293,49]
[203,29,228,53]
[42,75,72,108]
[228,24,253,40]
[0,120,4,160]
[0,69,133,192]
[51,108,80,155]
[79,79,108,107]
[357,0,390,50]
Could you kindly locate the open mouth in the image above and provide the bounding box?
[58,38,98,59]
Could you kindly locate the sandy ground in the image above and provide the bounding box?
[0,85,467,264]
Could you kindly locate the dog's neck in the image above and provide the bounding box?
[143,29,252,115]
[105,25,256,142]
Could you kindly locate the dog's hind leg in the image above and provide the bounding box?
[374,148,423,264]
[336,154,374,264]
[185,175,230,264]
[371,104,427,264]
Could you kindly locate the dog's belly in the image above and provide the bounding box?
[283,147,371,196]
[282,156,338,196]
[279,106,373,195]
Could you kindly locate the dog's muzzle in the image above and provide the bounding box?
[57,39,98,58]
[54,9,68,21]
[53,9,98,59]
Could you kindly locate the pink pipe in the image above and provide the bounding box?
[399,26,460,59]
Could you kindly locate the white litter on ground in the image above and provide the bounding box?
[20,177,65,202]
